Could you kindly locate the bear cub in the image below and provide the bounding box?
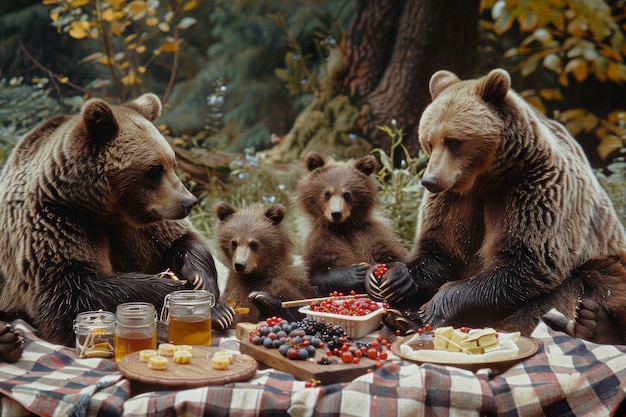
[215,201,317,326]
[0,94,234,357]
[296,151,407,296]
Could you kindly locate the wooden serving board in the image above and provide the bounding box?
[240,336,384,385]
[118,346,257,390]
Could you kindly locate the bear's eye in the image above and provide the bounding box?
[343,191,351,201]
[146,165,164,181]
[230,240,237,249]
[445,138,462,153]
[249,241,259,251]
[323,190,331,200]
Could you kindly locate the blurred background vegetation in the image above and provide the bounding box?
[0,0,624,253]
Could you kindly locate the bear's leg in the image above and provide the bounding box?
[0,321,24,363]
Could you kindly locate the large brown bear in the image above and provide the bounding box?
[366,68,626,344]
[215,202,317,326]
[296,151,407,296]
[0,94,235,357]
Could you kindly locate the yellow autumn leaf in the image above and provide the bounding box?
[58,76,69,83]
[146,17,158,26]
[607,61,622,83]
[121,71,137,86]
[539,88,563,101]
[607,110,626,125]
[127,43,137,50]
[161,40,178,52]
[183,0,198,12]
[582,112,599,132]
[136,45,146,54]
[138,66,147,74]
[109,0,125,10]
[69,21,89,39]
[42,0,58,5]
[70,0,90,7]
[564,119,584,137]
[126,0,146,18]
[110,20,123,36]
[597,133,623,160]
[559,108,587,122]
[97,56,113,65]
[524,96,546,114]
[101,8,115,22]
[564,58,588,83]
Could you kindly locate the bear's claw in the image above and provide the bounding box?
[0,323,24,363]
[249,291,302,323]
[382,308,422,336]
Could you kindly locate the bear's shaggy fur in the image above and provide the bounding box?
[215,202,316,326]
[296,151,407,296]
[0,94,234,350]
[369,69,626,343]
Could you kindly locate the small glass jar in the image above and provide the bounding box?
[115,302,157,362]
[73,310,116,359]
[161,290,215,346]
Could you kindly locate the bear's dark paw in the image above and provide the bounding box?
[211,301,235,332]
[543,300,623,344]
[249,291,302,323]
[0,323,24,363]
[382,309,422,336]
[572,298,622,344]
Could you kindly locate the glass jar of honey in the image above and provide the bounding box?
[161,290,215,346]
[115,302,156,362]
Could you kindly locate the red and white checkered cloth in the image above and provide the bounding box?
[2,316,626,417]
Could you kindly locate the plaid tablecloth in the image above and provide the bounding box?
[1,317,625,417]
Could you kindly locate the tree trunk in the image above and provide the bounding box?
[346,0,480,157]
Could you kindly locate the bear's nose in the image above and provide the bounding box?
[180,195,198,216]
[331,210,342,220]
[421,175,440,193]
[234,261,246,273]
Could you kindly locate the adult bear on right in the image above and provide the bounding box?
[367,68,626,344]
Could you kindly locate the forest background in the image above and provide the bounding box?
[0,0,625,256]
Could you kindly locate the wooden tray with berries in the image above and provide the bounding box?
[238,317,397,385]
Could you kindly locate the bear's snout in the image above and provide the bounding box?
[421,175,442,193]
[180,195,198,216]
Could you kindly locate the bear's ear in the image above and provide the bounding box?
[264,204,285,225]
[354,154,378,176]
[122,93,162,121]
[216,201,237,221]
[429,70,460,99]
[304,151,326,172]
[478,69,510,105]
[81,98,119,143]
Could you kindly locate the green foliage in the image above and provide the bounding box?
[202,0,356,152]
[372,121,428,250]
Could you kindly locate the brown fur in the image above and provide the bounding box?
[215,202,316,326]
[0,94,234,347]
[296,151,407,294]
[400,69,626,342]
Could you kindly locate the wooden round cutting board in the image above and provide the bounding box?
[118,346,258,389]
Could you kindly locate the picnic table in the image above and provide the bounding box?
[1,317,625,417]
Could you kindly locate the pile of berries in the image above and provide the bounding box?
[249,316,347,361]
[325,335,391,367]
[310,296,381,316]
[373,263,389,278]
